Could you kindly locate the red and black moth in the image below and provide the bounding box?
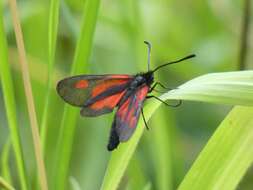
[56,41,195,151]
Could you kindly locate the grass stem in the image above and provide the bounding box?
[8,0,48,189]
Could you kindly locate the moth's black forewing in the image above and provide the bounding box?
[57,74,132,107]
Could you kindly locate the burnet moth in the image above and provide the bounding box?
[57,41,195,151]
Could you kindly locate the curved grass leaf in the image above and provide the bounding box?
[162,71,253,106]
[178,106,253,190]
[100,70,253,190]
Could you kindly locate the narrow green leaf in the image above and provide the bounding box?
[54,1,101,190]
[179,106,253,190]
[0,3,28,189]
[101,70,253,190]
[39,1,61,188]
[41,0,60,152]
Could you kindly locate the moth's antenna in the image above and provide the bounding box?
[144,41,152,71]
[152,54,196,73]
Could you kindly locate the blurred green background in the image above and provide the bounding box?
[1,0,252,189]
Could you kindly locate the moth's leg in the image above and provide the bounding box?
[146,95,182,107]
[141,108,149,130]
[149,82,174,93]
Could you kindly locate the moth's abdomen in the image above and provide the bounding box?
[107,120,120,151]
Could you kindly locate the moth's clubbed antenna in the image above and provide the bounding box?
[152,54,196,73]
[144,41,152,71]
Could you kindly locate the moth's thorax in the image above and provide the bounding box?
[130,72,153,89]
[138,71,154,87]
[117,72,153,108]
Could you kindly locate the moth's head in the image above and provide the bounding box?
[142,71,154,86]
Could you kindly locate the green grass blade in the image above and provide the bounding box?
[178,106,253,190]
[150,109,174,190]
[0,176,15,190]
[0,4,28,189]
[40,0,60,152]
[54,1,101,189]
[101,70,253,190]
[39,1,60,188]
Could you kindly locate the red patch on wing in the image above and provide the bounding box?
[75,80,89,89]
[117,86,149,128]
[129,86,148,128]
[138,86,149,98]
[92,79,129,97]
[117,98,130,117]
[91,90,126,110]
